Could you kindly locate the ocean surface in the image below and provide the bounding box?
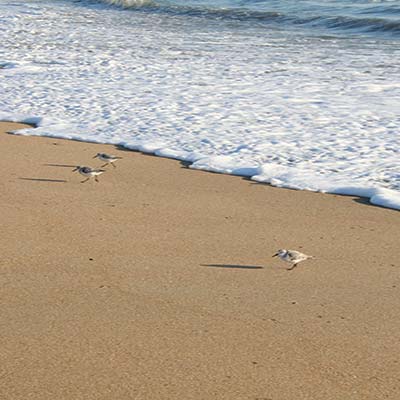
[1,0,399,209]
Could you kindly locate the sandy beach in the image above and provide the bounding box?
[1,121,399,399]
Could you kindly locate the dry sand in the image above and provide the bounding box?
[1,121,399,399]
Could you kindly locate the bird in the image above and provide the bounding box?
[93,153,122,168]
[273,249,313,270]
[73,166,105,183]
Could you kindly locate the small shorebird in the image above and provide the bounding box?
[273,249,313,270]
[73,166,105,183]
[93,153,122,168]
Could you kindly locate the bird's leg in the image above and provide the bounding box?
[81,178,89,183]
[287,263,298,271]
[101,163,108,167]
[95,176,99,183]
[111,162,116,168]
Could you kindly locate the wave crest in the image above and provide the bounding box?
[96,0,400,38]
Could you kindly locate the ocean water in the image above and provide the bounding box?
[1,0,399,209]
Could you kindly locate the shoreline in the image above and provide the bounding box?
[3,120,399,212]
[1,121,400,399]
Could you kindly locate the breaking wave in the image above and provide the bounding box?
[97,0,400,38]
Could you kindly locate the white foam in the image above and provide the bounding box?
[1,0,399,210]
[252,165,400,209]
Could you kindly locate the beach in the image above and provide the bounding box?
[1,121,399,399]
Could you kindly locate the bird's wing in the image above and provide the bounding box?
[287,250,305,260]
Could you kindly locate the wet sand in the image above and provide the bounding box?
[1,121,399,399]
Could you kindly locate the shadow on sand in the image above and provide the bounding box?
[19,177,67,183]
[201,264,264,270]
[43,163,77,168]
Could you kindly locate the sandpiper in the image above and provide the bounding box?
[273,249,313,270]
[93,153,122,168]
[73,166,105,183]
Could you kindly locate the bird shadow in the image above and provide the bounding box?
[19,177,67,183]
[43,163,77,168]
[201,264,264,270]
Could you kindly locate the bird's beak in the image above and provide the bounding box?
[92,155,97,159]
[272,253,278,257]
